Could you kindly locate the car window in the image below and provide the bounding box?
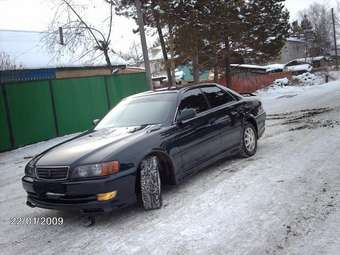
[201,86,235,108]
[177,89,209,117]
[286,61,298,66]
[95,93,177,129]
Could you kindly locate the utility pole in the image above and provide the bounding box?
[135,0,153,90]
[58,27,64,45]
[332,8,339,71]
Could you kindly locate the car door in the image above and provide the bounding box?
[200,85,243,153]
[173,88,217,172]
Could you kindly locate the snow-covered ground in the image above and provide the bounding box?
[1,81,340,255]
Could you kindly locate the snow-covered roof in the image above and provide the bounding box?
[295,56,326,63]
[265,64,285,72]
[287,37,305,43]
[286,64,312,72]
[231,63,284,73]
[231,64,266,70]
[0,30,127,69]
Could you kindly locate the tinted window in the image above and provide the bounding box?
[95,93,177,129]
[201,86,235,108]
[178,89,208,117]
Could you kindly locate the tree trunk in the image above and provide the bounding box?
[135,0,153,90]
[153,9,173,88]
[103,48,113,71]
[213,54,219,83]
[168,25,176,87]
[224,38,232,88]
[192,50,200,83]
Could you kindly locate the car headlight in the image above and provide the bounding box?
[71,161,120,178]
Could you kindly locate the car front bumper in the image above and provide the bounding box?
[22,170,137,215]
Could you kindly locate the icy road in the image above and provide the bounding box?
[0,82,340,255]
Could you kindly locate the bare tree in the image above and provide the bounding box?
[117,41,143,66]
[299,3,333,57]
[45,0,116,69]
[0,52,22,71]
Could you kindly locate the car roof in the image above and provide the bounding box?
[131,83,220,99]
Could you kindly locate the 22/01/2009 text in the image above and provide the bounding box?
[10,217,64,225]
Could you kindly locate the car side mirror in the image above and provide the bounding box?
[177,109,196,123]
[92,119,100,126]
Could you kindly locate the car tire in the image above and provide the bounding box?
[140,156,162,210]
[239,122,257,158]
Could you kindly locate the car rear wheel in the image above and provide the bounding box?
[239,122,257,158]
[140,156,162,210]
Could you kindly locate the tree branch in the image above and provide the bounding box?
[60,0,102,49]
[106,1,114,42]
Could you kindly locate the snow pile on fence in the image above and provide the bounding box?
[272,77,289,87]
[292,72,324,86]
[263,72,324,91]
[256,72,325,97]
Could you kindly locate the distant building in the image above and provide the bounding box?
[148,46,164,75]
[277,37,306,64]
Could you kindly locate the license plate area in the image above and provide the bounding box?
[34,182,66,195]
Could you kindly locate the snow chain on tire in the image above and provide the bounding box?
[239,122,257,158]
[140,156,162,210]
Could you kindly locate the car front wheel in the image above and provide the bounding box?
[239,122,257,158]
[140,156,162,210]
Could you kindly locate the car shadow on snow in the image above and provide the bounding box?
[94,154,254,227]
[37,154,250,228]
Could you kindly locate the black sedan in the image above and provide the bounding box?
[22,84,266,215]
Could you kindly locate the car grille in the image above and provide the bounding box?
[36,167,69,180]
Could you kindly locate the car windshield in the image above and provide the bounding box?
[95,93,177,129]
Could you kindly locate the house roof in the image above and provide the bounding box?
[295,56,327,63]
[286,37,305,43]
[231,63,284,73]
[0,29,127,69]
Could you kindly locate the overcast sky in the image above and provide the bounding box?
[0,0,338,53]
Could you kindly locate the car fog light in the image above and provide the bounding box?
[97,191,117,201]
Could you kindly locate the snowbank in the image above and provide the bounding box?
[273,77,289,86]
[257,72,326,99]
[292,72,324,86]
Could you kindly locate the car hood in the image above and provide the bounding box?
[36,126,150,166]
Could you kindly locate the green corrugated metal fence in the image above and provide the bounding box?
[52,77,109,136]
[0,87,11,151]
[106,72,148,107]
[6,81,57,147]
[0,72,148,152]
